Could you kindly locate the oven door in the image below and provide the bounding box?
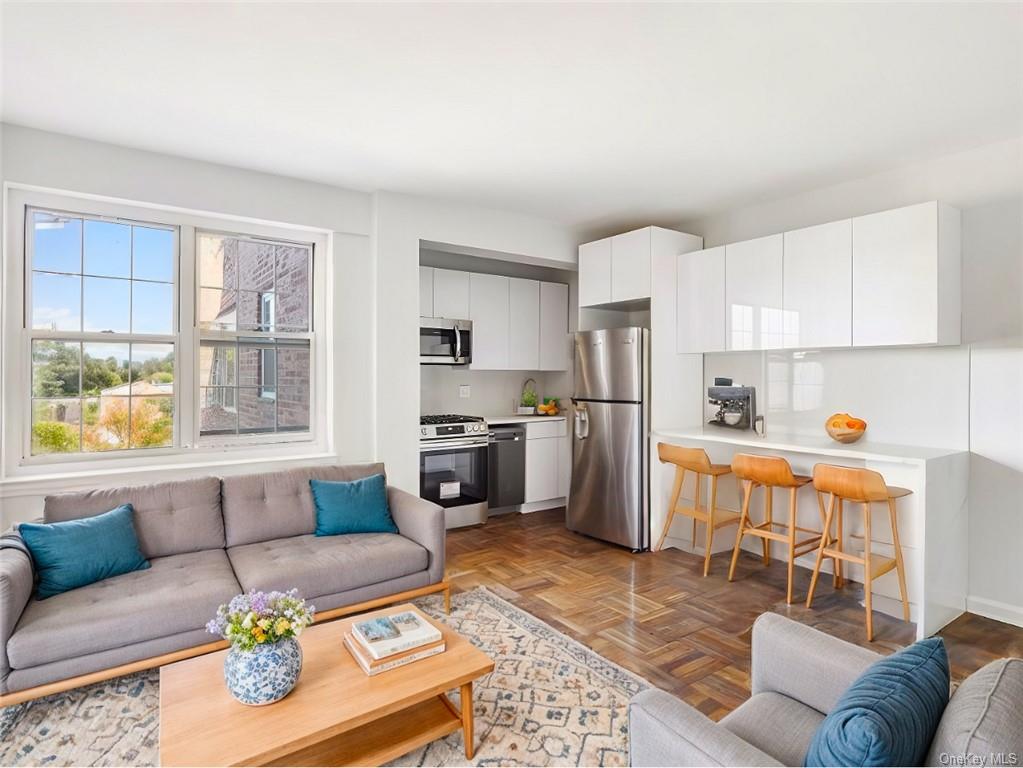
[420,318,472,365]
[419,439,488,509]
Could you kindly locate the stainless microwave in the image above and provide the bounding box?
[420,318,472,365]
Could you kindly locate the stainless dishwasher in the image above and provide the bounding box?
[487,425,525,511]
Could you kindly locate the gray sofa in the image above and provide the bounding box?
[630,613,1023,767]
[0,462,445,701]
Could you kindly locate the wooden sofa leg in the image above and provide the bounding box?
[444,584,452,614]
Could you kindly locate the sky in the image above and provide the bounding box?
[31,213,174,335]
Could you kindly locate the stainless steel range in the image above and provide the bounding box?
[419,414,489,529]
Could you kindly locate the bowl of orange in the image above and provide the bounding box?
[825,413,867,444]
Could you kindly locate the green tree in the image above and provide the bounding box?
[32,341,81,397]
[33,421,79,453]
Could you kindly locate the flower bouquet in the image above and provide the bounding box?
[206,589,315,705]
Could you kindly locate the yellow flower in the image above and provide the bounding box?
[274,618,291,635]
[257,618,271,631]
[252,626,265,641]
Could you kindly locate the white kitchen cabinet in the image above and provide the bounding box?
[469,273,509,369]
[433,268,470,320]
[419,266,434,317]
[611,227,653,303]
[783,219,852,348]
[508,278,540,370]
[539,281,570,371]
[525,437,559,503]
[524,419,566,504]
[725,234,784,350]
[558,431,571,498]
[852,201,961,347]
[578,237,612,307]
[676,246,726,354]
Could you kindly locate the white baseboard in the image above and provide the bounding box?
[966,595,1023,629]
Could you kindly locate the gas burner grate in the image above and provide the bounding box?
[420,414,485,426]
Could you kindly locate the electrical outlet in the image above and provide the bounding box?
[459,384,471,399]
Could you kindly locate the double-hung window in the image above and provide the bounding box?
[9,191,324,466]
[27,208,177,455]
[196,232,311,437]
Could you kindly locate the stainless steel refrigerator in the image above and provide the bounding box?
[568,327,649,550]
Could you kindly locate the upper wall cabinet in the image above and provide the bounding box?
[676,246,725,354]
[578,237,612,307]
[580,226,702,308]
[674,201,961,354]
[610,227,652,303]
[436,269,567,371]
[419,266,434,318]
[539,281,571,371]
[725,234,783,350]
[433,268,470,320]
[508,278,540,370]
[783,219,852,348]
[469,273,510,369]
[852,202,961,347]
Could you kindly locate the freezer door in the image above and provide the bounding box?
[574,328,644,402]
[567,400,647,549]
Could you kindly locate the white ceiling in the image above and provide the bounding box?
[2,2,1021,233]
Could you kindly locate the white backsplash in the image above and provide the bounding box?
[421,366,571,417]
[704,345,971,449]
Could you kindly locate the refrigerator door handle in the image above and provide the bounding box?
[575,406,589,440]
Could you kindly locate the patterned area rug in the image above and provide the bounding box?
[0,587,647,767]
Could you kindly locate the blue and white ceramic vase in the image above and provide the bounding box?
[224,638,303,706]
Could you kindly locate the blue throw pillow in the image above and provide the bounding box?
[19,504,150,599]
[310,475,398,536]
[805,637,950,767]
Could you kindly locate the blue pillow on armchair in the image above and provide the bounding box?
[19,503,150,599]
[805,636,950,767]
[310,474,398,536]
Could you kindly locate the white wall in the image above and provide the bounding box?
[373,192,579,494]
[0,124,376,525]
[681,136,1023,626]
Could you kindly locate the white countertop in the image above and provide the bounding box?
[653,425,965,465]
[486,414,567,424]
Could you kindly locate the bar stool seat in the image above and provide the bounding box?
[806,464,912,641]
[656,444,740,576]
[727,454,823,604]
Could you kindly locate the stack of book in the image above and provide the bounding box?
[343,607,445,676]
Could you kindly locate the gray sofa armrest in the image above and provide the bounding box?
[629,689,783,767]
[388,486,445,584]
[751,613,880,714]
[0,535,35,691]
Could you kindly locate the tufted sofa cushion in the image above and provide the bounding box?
[43,477,223,560]
[7,549,240,669]
[221,463,386,547]
[227,532,428,599]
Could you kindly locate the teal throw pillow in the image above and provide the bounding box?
[19,504,150,599]
[805,636,950,766]
[310,475,398,536]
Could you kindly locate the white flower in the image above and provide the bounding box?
[293,623,304,636]
[241,612,255,629]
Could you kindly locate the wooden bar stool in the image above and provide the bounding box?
[806,464,912,641]
[727,454,823,604]
[656,444,739,576]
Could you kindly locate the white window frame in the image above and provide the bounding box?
[2,187,331,476]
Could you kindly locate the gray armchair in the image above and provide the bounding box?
[629,613,1023,767]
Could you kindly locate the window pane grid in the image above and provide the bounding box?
[199,338,309,437]
[27,207,177,457]
[198,230,311,441]
[30,340,175,455]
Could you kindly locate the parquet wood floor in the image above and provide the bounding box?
[447,508,1023,721]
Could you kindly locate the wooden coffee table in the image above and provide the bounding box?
[160,604,494,766]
